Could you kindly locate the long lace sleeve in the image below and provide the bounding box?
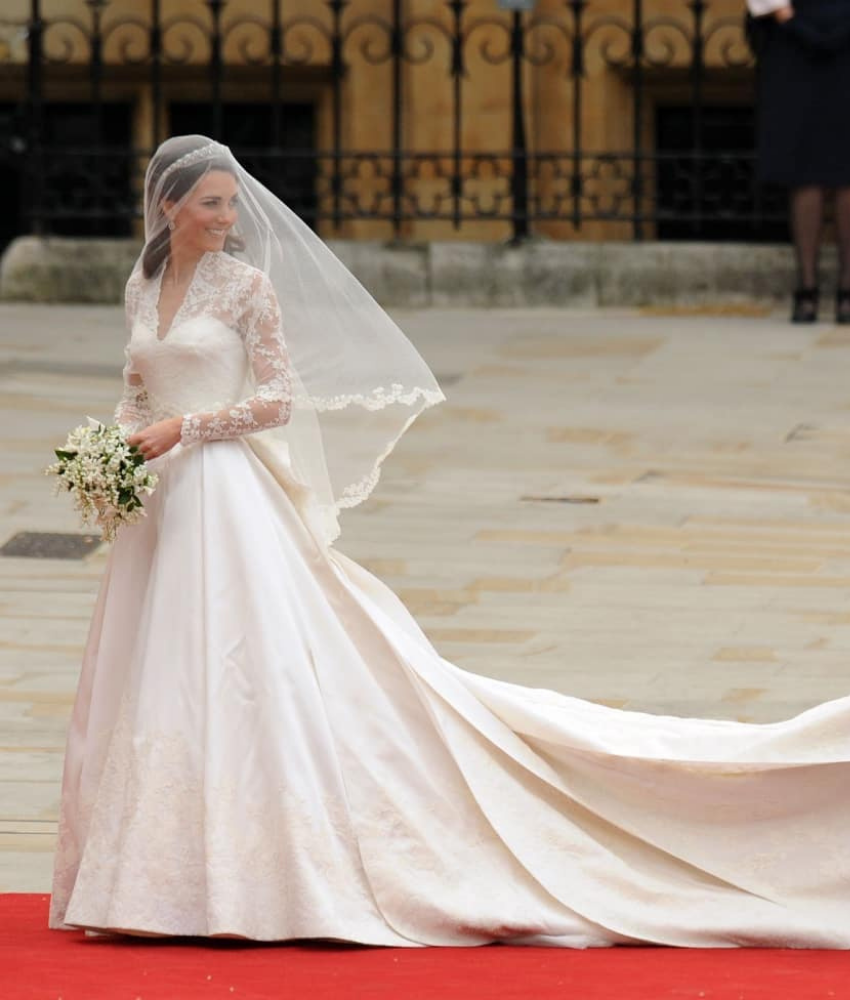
[115,351,153,435]
[179,270,292,445]
[114,274,152,436]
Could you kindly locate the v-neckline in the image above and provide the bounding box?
[154,252,210,342]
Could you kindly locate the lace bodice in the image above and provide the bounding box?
[115,251,292,444]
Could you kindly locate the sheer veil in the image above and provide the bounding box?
[136,134,445,545]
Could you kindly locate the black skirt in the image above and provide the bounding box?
[755,0,850,186]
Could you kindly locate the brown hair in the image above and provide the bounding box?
[142,153,245,278]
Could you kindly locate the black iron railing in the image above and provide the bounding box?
[0,0,786,247]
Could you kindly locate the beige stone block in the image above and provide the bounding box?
[805,637,830,650]
[684,540,850,559]
[590,470,644,485]
[706,573,850,588]
[590,524,849,555]
[545,427,634,447]
[562,552,822,573]
[424,628,536,645]
[0,779,59,820]
[26,703,72,719]
[639,304,771,318]
[0,690,74,704]
[642,471,841,496]
[808,494,850,513]
[0,832,56,852]
[687,516,850,534]
[815,328,850,348]
[469,576,571,594]
[712,648,778,663]
[475,529,574,545]
[441,407,501,424]
[0,820,56,834]
[358,559,407,576]
[721,688,768,704]
[576,525,684,544]
[793,611,850,625]
[472,365,528,378]
[499,336,664,359]
[396,588,476,617]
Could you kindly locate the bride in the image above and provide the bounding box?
[48,135,850,948]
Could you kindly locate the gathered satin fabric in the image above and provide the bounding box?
[48,306,850,948]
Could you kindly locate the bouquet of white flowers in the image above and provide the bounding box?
[45,419,159,542]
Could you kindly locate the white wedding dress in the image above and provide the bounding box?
[49,251,850,948]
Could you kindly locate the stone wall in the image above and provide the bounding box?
[0,235,831,309]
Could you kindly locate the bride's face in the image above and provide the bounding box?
[166,170,239,256]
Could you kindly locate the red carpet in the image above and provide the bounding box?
[3,894,847,1000]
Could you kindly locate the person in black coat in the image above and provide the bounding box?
[749,0,850,321]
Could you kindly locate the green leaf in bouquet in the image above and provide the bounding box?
[50,420,158,540]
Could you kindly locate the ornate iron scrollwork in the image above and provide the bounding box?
[3,1,772,244]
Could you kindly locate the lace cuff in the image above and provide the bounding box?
[180,391,292,445]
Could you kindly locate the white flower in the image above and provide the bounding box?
[45,421,159,543]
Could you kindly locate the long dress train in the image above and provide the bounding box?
[48,252,850,948]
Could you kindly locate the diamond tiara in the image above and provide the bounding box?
[159,141,230,185]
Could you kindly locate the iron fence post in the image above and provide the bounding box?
[690,0,705,236]
[151,0,162,148]
[27,0,44,235]
[86,0,108,235]
[569,0,585,231]
[631,0,644,240]
[449,0,467,232]
[509,10,529,244]
[270,0,284,153]
[207,0,226,141]
[390,0,404,241]
[329,0,347,231]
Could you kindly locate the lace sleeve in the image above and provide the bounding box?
[179,270,292,445]
[115,273,152,436]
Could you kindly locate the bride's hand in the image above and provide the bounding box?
[128,417,183,461]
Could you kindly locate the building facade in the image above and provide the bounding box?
[0,0,781,251]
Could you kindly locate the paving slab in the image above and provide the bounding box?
[2,302,850,891]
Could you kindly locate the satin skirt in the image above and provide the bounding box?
[48,438,850,947]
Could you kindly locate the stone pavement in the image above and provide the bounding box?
[2,301,850,892]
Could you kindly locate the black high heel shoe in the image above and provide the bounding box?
[791,287,819,323]
[836,289,850,324]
